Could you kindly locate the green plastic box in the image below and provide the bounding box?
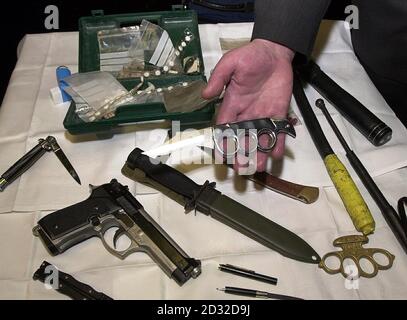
[63,9,215,136]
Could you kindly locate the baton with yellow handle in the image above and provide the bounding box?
[293,72,375,235]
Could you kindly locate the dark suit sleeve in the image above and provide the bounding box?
[252,0,331,56]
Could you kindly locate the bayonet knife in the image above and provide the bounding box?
[122,148,321,265]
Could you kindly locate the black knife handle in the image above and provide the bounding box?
[297,60,392,147]
[1,142,47,184]
[126,148,202,200]
[33,261,113,300]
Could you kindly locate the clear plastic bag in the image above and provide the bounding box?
[117,59,163,79]
[98,26,143,75]
[98,21,198,79]
[98,82,165,119]
[65,72,212,122]
[65,72,167,122]
[128,82,163,105]
[96,21,176,77]
[63,71,129,122]
[128,20,183,72]
[160,80,215,113]
[98,26,141,54]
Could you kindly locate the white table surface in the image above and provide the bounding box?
[0,21,407,300]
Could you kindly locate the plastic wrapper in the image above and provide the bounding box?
[98,26,143,75]
[64,71,210,122]
[129,20,179,68]
[63,72,129,122]
[117,60,163,79]
[160,80,215,113]
[129,82,164,106]
[97,21,197,79]
[86,81,164,121]
[65,72,166,122]
[125,20,185,74]
[98,26,140,54]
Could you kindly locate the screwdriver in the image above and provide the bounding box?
[316,99,407,254]
[292,72,375,235]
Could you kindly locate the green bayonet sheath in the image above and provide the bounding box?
[204,194,320,264]
[122,149,321,264]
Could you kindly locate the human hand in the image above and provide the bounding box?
[202,39,295,172]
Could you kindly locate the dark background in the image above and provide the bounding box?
[0,0,349,106]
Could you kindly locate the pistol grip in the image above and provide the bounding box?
[34,189,121,255]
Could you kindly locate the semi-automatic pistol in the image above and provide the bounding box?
[33,179,202,286]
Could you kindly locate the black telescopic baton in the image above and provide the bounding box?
[297,60,393,147]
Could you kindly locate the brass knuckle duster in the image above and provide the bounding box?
[319,235,395,279]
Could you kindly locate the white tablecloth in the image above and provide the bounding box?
[0,21,406,300]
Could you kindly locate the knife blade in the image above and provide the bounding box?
[47,137,81,185]
[122,148,321,265]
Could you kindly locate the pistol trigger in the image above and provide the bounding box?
[113,227,127,249]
